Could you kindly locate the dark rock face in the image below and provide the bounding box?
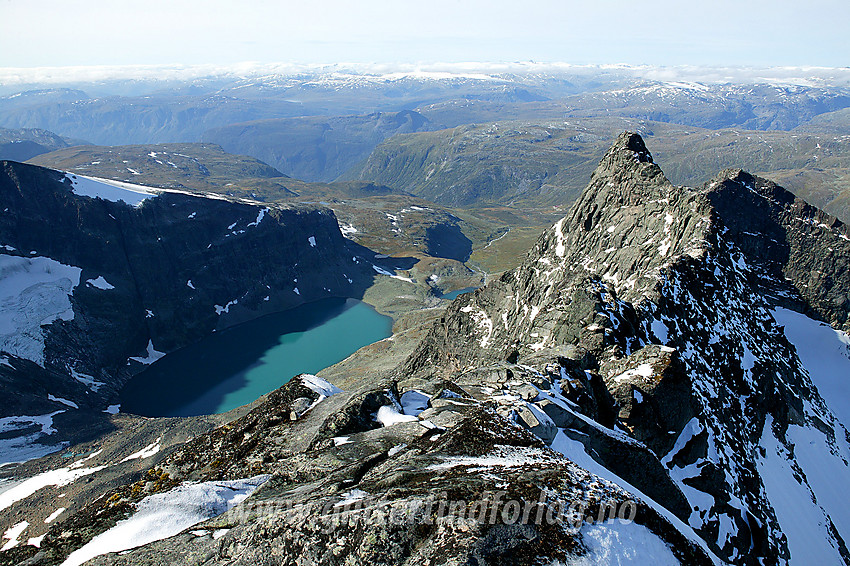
[704,168,850,331]
[0,161,374,415]
[423,222,473,262]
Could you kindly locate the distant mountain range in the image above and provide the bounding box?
[3,71,849,226]
[201,110,434,182]
[0,127,85,162]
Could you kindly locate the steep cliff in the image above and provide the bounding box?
[0,161,375,419]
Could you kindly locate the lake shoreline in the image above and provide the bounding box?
[120,298,392,417]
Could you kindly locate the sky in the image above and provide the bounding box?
[1,0,848,71]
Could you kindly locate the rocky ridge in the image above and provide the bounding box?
[402,132,850,563]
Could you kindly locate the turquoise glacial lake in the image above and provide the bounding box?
[120,298,392,417]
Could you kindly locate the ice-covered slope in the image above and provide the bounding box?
[771,307,850,428]
[64,174,155,207]
[0,255,81,366]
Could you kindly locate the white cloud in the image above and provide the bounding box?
[1,62,850,90]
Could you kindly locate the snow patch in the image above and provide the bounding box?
[60,475,270,566]
[339,222,358,236]
[372,264,415,283]
[772,307,850,428]
[376,405,418,427]
[120,438,162,462]
[299,374,343,398]
[757,416,848,564]
[65,174,155,207]
[247,208,268,227]
[47,395,78,409]
[335,489,369,508]
[613,364,654,383]
[0,464,107,512]
[129,340,165,365]
[429,445,558,471]
[1,521,28,551]
[400,390,430,416]
[0,412,65,465]
[564,521,680,565]
[554,218,567,258]
[0,254,82,366]
[69,366,104,392]
[85,276,115,290]
[44,507,66,524]
[214,300,238,315]
[650,318,669,344]
[27,534,45,548]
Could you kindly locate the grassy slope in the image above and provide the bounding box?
[201,110,433,183]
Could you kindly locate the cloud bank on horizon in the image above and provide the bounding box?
[1,62,850,90]
[1,0,848,71]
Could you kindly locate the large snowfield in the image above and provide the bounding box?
[561,521,681,565]
[756,308,850,563]
[772,307,850,428]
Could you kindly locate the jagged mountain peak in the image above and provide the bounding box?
[707,166,846,235]
[702,166,850,331]
[405,132,850,376]
[587,131,668,192]
[603,130,655,165]
[400,132,850,563]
